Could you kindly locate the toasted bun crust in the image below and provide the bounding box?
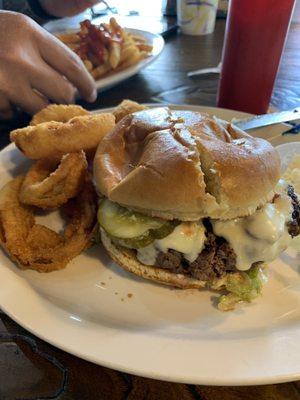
[94,107,280,220]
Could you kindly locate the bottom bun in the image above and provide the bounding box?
[101,229,227,290]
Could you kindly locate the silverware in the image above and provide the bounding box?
[187,62,221,77]
[234,107,300,131]
[282,123,300,135]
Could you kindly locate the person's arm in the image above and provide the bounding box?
[0,11,97,118]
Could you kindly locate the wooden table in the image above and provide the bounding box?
[1,19,300,400]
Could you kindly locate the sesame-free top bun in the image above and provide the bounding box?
[94,107,280,220]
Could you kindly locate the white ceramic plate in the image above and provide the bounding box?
[0,105,300,386]
[45,21,164,91]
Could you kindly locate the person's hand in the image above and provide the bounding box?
[0,11,97,118]
[39,0,100,18]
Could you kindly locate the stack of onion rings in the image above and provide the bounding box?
[0,176,97,272]
[0,101,143,272]
[1,104,115,271]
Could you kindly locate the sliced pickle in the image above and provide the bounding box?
[97,198,166,239]
[110,220,179,249]
[151,220,179,239]
[113,232,154,249]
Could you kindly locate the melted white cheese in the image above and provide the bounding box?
[212,194,292,271]
[275,178,289,193]
[137,222,206,266]
[136,245,158,266]
[283,155,300,194]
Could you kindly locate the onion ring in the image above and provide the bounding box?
[19,151,88,209]
[0,176,97,272]
[10,113,115,160]
[113,100,147,122]
[30,104,90,125]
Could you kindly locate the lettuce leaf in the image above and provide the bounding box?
[218,266,264,311]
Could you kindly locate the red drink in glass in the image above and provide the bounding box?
[217,0,295,114]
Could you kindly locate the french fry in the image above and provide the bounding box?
[91,63,111,79]
[121,41,134,51]
[110,17,122,32]
[136,43,153,52]
[103,47,109,64]
[102,23,112,33]
[66,43,78,51]
[139,51,148,59]
[83,59,93,72]
[130,34,146,43]
[56,18,153,81]
[121,35,138,52]
[120,29,130,41]
[120,44,139,63]
[108,42,121,69]
[56,32,80,44]
[118,51,143,70]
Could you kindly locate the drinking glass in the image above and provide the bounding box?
[217,0,295,114]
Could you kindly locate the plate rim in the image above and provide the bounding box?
[1,104,300,386]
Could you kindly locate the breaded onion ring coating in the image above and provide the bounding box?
[113,99,147,122]
[19,151,88,209]
[30,104,90,125]
[10,113,115,160]
[0,176,97,272]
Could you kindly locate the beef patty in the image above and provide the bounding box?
[154,188,300,281]
[286,185,300,237]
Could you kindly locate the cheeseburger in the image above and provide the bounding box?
[93,107,300,310]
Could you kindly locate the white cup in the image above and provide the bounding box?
[177,0,218,35]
